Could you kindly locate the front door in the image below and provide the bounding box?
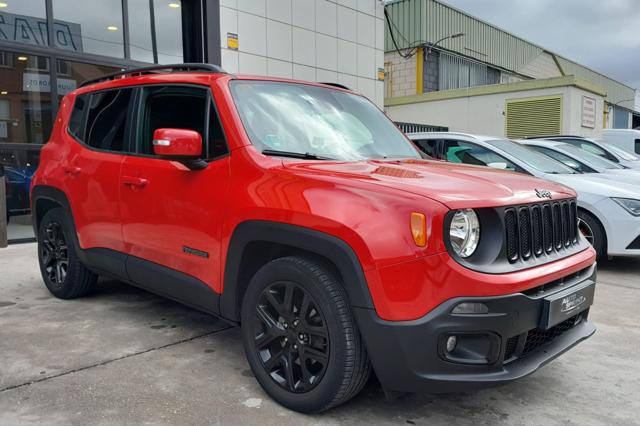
[119,85,230,293]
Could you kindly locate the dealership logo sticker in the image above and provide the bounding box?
[535,189,552,199]
[227,33,238,50]
[560,293,587,314]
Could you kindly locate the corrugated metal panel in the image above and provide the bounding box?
[505,96,562,138]
[556,57,635,109]
[385,0,543,71]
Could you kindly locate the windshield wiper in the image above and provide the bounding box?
[262,149,335,160]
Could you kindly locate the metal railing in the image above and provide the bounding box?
[395,122,449,133]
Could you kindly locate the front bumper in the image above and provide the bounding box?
[354,263,596,393]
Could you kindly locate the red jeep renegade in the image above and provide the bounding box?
[31,64,597,413]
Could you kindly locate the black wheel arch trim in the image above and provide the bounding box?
[220,220,375,322]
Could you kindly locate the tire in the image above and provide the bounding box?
[240,256,371,413]
[38,208,98,299]
[578,209,606,260]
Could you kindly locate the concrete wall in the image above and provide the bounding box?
[218,0,385,106]
[385,85,604,138]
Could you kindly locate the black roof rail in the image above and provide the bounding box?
[319,82,351,90]
[79,63,227,88]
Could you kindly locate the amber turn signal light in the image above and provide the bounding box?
[410,212,427,247]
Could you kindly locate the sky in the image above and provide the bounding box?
[439,0,640,91]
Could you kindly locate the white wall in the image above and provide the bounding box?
[219,0,385,106]
[385,86,604,138]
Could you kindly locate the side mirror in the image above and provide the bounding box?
[152,128,207,170]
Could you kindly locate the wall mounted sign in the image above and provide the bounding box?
[227,33,238,50]
[581,96,596,128]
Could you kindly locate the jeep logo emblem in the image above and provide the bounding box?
[535,189,552,199]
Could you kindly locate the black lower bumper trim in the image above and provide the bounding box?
[354,264,597,393]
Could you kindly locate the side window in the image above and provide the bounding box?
[413,139,439,158]
[443,140,520,172]
[68,94,87,140]
[635,139,640,155]
[138,85,228,158]
[85,89,133,152]
[533,147,593,173]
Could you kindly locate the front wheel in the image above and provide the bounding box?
[240,256,370,413]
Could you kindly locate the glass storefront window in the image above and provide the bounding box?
[55,59,120,104]
[129,0,183,64]
[52,0,124,58]
[154,0,183,64]
[0,1,48,47]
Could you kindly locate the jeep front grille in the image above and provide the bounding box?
[504,200,578,263]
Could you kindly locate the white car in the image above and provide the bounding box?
[526,135,640,169]
[408,132,640,259]
[518,139,640,185]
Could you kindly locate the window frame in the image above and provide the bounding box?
[129,83,230,161]
[66,87,136,155]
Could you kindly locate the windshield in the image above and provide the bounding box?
[230,81,421,161]
[486,139,577,174]
[558,144,623,170]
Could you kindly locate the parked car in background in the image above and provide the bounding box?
[526,135,640,169]
[518,139,640,185]
[4,166,32,222]
[601,129,640,155]
[408,132,640,259]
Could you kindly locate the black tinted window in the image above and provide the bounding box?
[86,89,133,152]
[443,140,521,172]
[68,95,87,140]
[635,139,640,154]
[139,86,207,156]
[414,139,438,158]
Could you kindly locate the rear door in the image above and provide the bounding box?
[63,89,134,252]
[119,84,230,293]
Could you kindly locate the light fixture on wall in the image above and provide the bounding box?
[17,55,28,61]
[168,2,180,8]
[107,25,119,31]
[0,91,7,95]
[0,2,8,8]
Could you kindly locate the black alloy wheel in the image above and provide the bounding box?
[251,281,330,393]
[41,222,69,287]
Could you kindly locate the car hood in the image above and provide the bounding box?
[282,159,575,209]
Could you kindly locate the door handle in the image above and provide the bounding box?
[63,166,82,176]
[122,176,149,188]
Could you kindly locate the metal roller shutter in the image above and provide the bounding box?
[505,96,562,139]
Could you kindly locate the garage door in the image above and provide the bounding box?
[505,95,562,139]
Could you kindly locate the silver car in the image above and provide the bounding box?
[526,135,640,169]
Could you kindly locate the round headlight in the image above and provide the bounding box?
[449,209,480,258]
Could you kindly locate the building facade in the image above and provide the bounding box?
[383,0,639,137]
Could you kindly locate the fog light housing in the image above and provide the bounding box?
[451,302,489,314]
[446,336,457,353]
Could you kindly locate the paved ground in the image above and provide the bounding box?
[1,243,639,425]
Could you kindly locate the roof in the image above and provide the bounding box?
[385,0,636,110]
[407,131,499,142]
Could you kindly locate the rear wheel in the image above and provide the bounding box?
[38,208,97,299]
[578,210,606,259]
[240,256,370,413]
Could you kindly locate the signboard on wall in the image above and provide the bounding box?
[0,11,83,52]
[23,73,77,95]
[581,96,596,128]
